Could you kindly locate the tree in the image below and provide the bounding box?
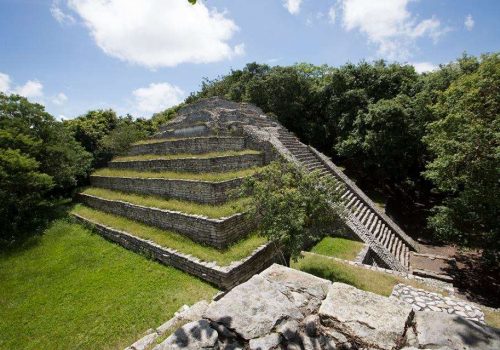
[423,54,500,260]
[0,94,91,245]
[239,162,345,262]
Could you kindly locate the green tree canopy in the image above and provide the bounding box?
[423,53,500,259]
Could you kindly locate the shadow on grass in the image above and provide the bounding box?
[0,201,73,255]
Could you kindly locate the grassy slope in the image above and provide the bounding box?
[72,204,266,266]
[293,253,444,297]
[81,187,249,218]
[113,150,260,162]
[0,220,217,350]
[92,167,263,182]
[310,237,365,260]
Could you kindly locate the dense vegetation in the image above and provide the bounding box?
[187,54,500,261]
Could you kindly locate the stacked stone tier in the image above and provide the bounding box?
[128,136,249,156]
[108,152,264,173]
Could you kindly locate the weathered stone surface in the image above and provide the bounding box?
[303,314,320,337]
[203,274,303,340]
[411,311,500,350]
[248,333,281,350]
[156,319,218,350]
[319,282,413,349]
[260,263,331,314]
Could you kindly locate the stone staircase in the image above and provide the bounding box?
[276,128,419,271]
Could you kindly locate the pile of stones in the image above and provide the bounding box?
[154,264,500,350]
[391,283,485,324]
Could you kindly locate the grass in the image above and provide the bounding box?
[71,204,267,266]
[92,167,264,182]
[293,253,445,297]
[483,309,500,329]
[309,236,365,260]
[81,187,249,218]
[132,135,240,145]
[113,150,260,162]
[0,220,217,350]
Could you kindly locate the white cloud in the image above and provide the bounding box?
[464,14,474,31]
[412,62,438,73]
[52,92,68,105]
[51,1,76,24]
[283,0,302,15]
[328,6,336,24]
[66,0,243,68]
[0,72,11,93]
[14,80,44,98]
[133,82,185,114]
[340,0,448,59]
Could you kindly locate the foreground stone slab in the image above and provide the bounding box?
[203,274,303,340]
[319,282,413,349]
[156,319,218,350]
[411,310,500,350]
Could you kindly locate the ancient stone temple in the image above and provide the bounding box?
[73,97,421,289]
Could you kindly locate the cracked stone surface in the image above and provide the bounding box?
[157,264,500,350]
[202,274,303,340]
[319,282,413,349]
[391,283,485,324]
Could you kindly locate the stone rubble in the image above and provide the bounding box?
[155,264,500,350]
[391,283,485,324]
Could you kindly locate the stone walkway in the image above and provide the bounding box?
[391,283,485,324]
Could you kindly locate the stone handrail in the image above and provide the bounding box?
[308,145,420,252]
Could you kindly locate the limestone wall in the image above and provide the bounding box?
[72,214,279,290]
[128,137,247,156]
[78,194,255,249]
[90,176,243,204]
[108,153,264,173]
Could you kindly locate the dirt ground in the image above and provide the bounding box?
[411,243,500,307]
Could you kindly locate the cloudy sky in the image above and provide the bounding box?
[1,0,498,119]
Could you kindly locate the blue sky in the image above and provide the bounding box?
[0,0,499,120]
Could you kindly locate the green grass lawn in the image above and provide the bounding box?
[0,220,217,350]
[113,150,260,162]
[92,167,263,182]
[293,252,444,297]
[72,205,267,266]
[309,236,365,260]
[81,187,249,218]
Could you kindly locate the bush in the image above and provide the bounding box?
[0,93,91,245]
[239,161,345,262]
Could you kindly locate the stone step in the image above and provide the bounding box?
[78,193,254,250]
[345,196,357,209]
[89,175,244,205]
[128,136,247,156]
[306,164,324,172]
[108,152,264,173]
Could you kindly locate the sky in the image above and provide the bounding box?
[0,0,499,120]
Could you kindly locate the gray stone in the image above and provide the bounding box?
[156,319,218,350]
[203,274,303,340]
[303,314,320,337]
[412,311,500,350]
[248,333,281,350]
[129,331,158,350]
[275,318,299,340]
[319,283,412,349]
